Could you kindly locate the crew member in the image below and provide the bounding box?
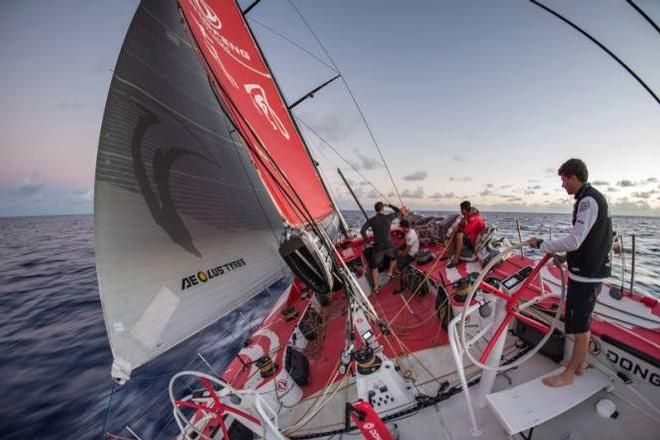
[529,158,612,387]
[394,220,419,294]
[445,201,485,268]
[361,201,401,292]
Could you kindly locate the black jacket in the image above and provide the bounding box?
[567,184,613,279]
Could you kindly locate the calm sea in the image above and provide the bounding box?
[1,212,658,439]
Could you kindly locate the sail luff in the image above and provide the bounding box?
[238,3,341,221]
[178,0,336,227]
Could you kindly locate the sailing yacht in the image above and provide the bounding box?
[94,0,660,438]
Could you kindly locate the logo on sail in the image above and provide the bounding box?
[244,84,290,139]
[181,257,247,290]
[188,0,271,80]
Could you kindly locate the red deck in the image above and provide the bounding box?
[223,233,660,400]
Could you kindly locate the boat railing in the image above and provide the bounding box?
[447,302,483,437]
[254,393,288,440]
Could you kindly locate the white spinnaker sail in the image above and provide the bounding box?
[94,0,290,380]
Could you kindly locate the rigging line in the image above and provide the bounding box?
[308,139,347,207]
[626,0,660,35]
[223,117,281,243]
[241,3,345,230]
[295,116,391,203]
[101,382,118,437]
[286,0,404,205]
[207,68,320,228]
[246,17,338,73]
[203,51,337,246]
[190,38,318,227]
[528,0,660,106]
[182,3,367,316]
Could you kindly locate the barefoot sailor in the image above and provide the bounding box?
[529,158,613,387]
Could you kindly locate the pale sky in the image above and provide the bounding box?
[1,0,659,217]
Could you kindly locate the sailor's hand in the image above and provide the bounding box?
[552,254,566,266]
[528,237,542,249]
[401,206,410,213]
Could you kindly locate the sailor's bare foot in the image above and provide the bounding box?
[542,369,575,387]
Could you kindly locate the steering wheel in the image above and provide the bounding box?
[169,371,261,440]
[459,246,566,371]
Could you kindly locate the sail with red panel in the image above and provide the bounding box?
[179,0,335,226]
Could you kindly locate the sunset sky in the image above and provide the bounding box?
[2,0,659,217]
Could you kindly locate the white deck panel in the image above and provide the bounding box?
[486,366,611,435]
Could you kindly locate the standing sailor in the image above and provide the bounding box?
[361,201,402,293]
[529,158,612,387]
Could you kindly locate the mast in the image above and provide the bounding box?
[338,168,369,222]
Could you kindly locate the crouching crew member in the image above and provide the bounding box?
[394,220,419,294]
[445,200,485,268]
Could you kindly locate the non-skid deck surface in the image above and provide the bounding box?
[301,278,448,399]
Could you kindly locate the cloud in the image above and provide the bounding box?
[480,189,493,196]
[431,192,455,199]
[11,171,45,195]
[631,190,656,199]
[592,180,609,186]
[543,168,556,177]
[526,179,540,183]
[486,183,493,188]
[401,187,424,199]
[351,150,381,170]
[529,185,541,190]
[403,170,428,181]
[453,155,466,162]
[300,112,359,143]
[645,177,658,183]
[499,184,512,189]
[358,181,370,186]
[617,180,635,187]
[449,176,472,182]
[387,191,396,198]
[610,200,660,216]
[607,187,619,192]
[68,188,93,202]
[366,189,380,198]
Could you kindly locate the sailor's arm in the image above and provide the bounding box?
[360,219,371,240]
[386,204,401,220]
[534,196,598,253]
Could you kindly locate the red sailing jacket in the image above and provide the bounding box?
[461,210,485,246]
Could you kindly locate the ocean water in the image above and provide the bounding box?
[0,212,658,439]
